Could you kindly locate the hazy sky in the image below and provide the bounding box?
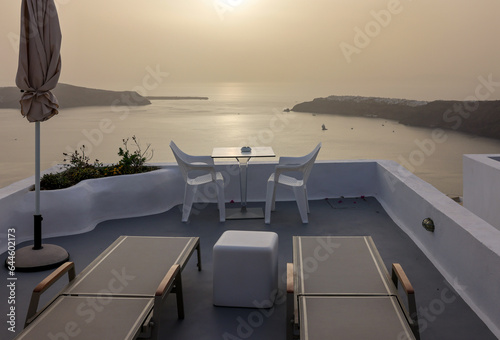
[2,0,500,100]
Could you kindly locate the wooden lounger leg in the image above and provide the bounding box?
[25,262,76,327]
[392,263,420,340]
[174,270,185,319]
[196,241,202,271]
[151,264,184,339]
[286,263,298,340]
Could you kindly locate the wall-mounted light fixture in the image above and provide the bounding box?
[422,218,435,232]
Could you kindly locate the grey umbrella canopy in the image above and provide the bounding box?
[12,0,69,271]
[16,0,61,122]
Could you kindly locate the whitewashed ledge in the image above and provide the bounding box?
[0,159,500,337]
[463,154,500,230]
[0,164,184,252]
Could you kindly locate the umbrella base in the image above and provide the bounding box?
[9,244,69,272]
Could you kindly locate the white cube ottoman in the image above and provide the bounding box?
[213,230,279,308]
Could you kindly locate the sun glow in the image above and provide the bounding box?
[213,0,248,20]
[2,1,500,100]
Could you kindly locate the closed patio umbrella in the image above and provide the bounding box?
[12,0,69,271]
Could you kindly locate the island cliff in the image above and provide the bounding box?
[292,96,500,140]
[0,83,151,109]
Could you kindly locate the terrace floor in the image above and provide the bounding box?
[1,197,497,340]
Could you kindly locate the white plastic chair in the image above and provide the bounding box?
[170,141,225,222]
[265,143,321,224]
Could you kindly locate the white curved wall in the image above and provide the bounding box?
[0,168,184,250]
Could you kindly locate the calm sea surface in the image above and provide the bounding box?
[1,82,500,196]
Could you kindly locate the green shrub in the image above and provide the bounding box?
[117,136,153,173]
[40,136,157,190]
[40,173,71,190]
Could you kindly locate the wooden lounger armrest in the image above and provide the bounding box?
[155,264,180,297]
[392,263,420,340]
[392,263,414,295]
[25,262,76,327]
[148,264,183,340]
[34,262,76,294]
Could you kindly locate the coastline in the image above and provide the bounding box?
[146,96,208,100]
[291,96,500,141]
[0,84,209,109]
[2,86,500,196]
[0,83,151,109]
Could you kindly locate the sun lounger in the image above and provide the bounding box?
[15,236,201,340]
[298,295,415,339]
[287,236,419,339]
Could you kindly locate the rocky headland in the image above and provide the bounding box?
[0,83,152,109]
[292,95,500,140]
[146,96,208,100]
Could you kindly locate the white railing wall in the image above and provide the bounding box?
[373,160,500,338]
[463,154,500,231]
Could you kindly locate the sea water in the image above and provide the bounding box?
[1,82,500,196]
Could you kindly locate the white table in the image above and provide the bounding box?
[212,146,275,219]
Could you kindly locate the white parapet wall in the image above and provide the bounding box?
[0,166,184,253]
[0,159,499,337]
[373,160,500,338]
[463,154,500,231]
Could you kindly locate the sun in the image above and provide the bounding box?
[213,0,248,20]
[222,0,245,8]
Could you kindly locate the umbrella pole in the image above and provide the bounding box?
[34,121,42,250]
[10,0,69,271]
[6,122,70,272]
